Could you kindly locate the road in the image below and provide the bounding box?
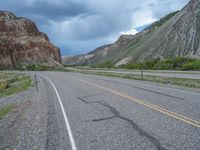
[99,70,200,79]
[68,68,200,79]
[35,71,200,150]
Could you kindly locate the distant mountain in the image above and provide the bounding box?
[63,0,200,66]
[0,11,62,68]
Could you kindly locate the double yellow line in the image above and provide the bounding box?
[78,79,200,128]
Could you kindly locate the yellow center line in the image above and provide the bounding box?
[78,78,200,128]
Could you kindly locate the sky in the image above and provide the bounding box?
[0,0,189,56]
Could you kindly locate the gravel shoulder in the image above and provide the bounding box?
[0,74,71,150]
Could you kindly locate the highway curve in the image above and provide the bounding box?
[38,71,200,150]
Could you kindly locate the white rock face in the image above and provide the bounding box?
[81,54,95,59]
[115,57,132,67]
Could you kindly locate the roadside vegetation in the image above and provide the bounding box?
[0,72,31,98]
[91,61,114,68]
[0,64,67,72]
[67,69,200,88]
[0,58,199,89]
[0,105,14,119]
[15,64,66,71]
[91,57,200,71]
[98,72,200,88]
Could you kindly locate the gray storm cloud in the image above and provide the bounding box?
[0,0,189,55]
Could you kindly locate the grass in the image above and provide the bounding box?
[67,66,200,75]
[15,64,67,71]
[68,69,200,89]
[0,72,31,98]
[0,105,13,119]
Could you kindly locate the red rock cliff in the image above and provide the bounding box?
[0,11,62,68]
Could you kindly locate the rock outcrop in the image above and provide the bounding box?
[0,11,62,68]
[63,0,200,66]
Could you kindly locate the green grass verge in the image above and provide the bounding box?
[0,105,13,119]
[15,64,67,71]
[67,67,200,75]
[69,69,200,89]
[0,72,31,98]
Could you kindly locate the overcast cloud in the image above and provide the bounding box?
[0,0,189,55]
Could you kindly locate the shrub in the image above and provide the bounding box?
[15,64,55,71]
[143,58,160,69]
[0,80,8,91]
[153,60,174,70]
[182,60,200,70]
[92,61,114,68]
[120,57,200,70]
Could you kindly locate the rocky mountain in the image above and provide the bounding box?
[0,11,62,68]
[63,0,200,66]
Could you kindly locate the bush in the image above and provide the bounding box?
[92,61,114,68]
[120,57,200,70]
[15,64,59,71]
[182,60,200,70]
[0,65,6,70]
[143,58,160,69]
[0,80,8,91]
[172,57,194,69]
[153,60,174,70]
[121,63,142,69]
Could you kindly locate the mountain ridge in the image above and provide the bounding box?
[63,0,200,66]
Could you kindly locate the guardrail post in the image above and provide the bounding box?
[35,73,38,92]
[141,68,143,80]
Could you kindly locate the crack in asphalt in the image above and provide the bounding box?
[80,92,109,99]
[86,76,184,100]
[78,95,166,150]
[84,115,116,122]
[92,116,116,122]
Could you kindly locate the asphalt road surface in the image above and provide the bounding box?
[38,72,200,150]
[69,68,200,79]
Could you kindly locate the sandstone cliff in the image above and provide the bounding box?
[0,11,62,68]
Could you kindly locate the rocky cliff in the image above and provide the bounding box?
[0,11,62,68]
[63,0,200,66]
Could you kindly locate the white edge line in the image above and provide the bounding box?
[40,75,77,150]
